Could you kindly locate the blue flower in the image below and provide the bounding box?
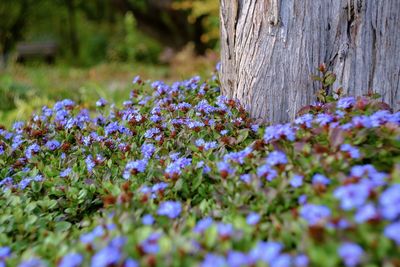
[379,184,400,220]
[45,140,60,151]
[257,164,277,181]
[85,155,95,173]
[334,183,370,210]
[338,242,364,267]
[266,151,288,166]
[290,174,303,188]
[0,247,11,259]
[91,246,121,267]
[249,241,283,264]
[141,233,161,254]
[312,174,330,185]
[337,97,355,109]
[295,114,313,128]
[315,114,333,126]
[340,144,360,159]
[59,253,83,267]
[96,98,108,107]
[300,204,331,225]
[142,214,154,225]
[240,174,251,184]
[141,143,155,159]
[271,254,292,267]
[217,223,234,237]
[201,253,226,267]
[246,213,261,225]
[157,201,182,219]
[123,159,148,179]
[217,161,234,176]
[194,217,213,233]
[293,254,309,267]
[124,259,138,267]
[18,258,46,267]
[354,203,378,224]
[25,143,40,159]
[352,116,372,128]
[60,168,72,178]
[144,127,160,138]
[384,222,400,245]
[227,251,251,267]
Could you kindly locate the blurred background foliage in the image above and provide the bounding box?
[0,0,220,126]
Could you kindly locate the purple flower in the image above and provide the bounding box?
[246,213,261,225]
[123,159,148,179]
[19,178,32,190]
[271,254,292,267]
[59,253,83,267]
[266,151,288,166]
[338,242,364,267]
[300,204,331,225]
[152,182,168,193]
[240,174,251,184]
[60,168,72,178]
[334,183,370,210]
[312,174,330,186]
[251,124,260,132]
[157,201,182,219]
[370,110,392,127]
[201,253,227,267]
[298,195,307,205]
[257,164,277,181]
[25,143,40,159]
[264,124,296,143]
[194,217,213,233]
[227,251,251,267]
[85,155,95,173]
[352,116,372,128]
[18,258,46,267]
[217,161,234,176]
[337,97,355,109]
[340,144,360,159]
[80,226,104,244]
[217,223,234,237]
[295,114,313,128]
[144,128,160,138]
[355,203,378,223]
[142,214,154,225]
[294,254,309,267]
[91,246,121,267]
[290,174,303,188]
[141,143,155,159]
[0,177,13,189]
[249,241,283,264]
[45,140,60,151]
[96,98,108,107]
[384,222,400,245]
[0,246,11,259]
[315,114,333,126]
[124,259,138,267]
[379,184,400,220]
[141,233,161,254]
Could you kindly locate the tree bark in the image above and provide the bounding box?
[219,0,400,123]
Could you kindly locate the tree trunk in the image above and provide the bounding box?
[219,0,400,123]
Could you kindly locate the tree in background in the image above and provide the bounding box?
[220,1,400,123]
[0,0,31,66]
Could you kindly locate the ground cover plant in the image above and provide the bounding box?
[0,70,399,267]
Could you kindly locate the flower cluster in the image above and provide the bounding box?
[0,73,399,266]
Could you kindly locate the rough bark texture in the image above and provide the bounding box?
[220,0,400,123]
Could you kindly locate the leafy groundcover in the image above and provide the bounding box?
[0,73,399,267]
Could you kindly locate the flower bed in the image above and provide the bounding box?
[0,73,399,266]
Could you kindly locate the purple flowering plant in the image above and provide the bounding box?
[0,71,399,266]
